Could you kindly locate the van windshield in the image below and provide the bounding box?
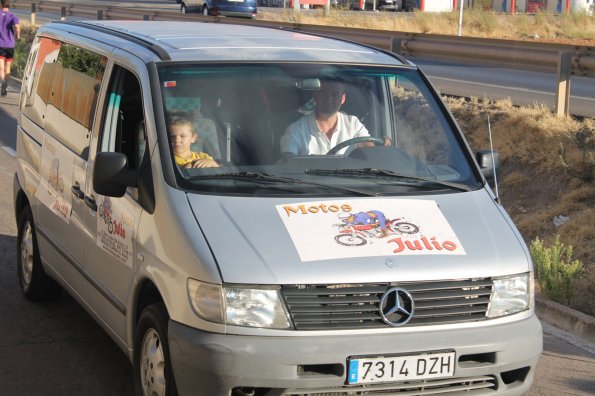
[157,63,482,195]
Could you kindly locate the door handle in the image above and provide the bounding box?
[84,196,97,212]
[71,184,84,199]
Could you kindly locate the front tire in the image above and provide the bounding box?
[394,221,419,235]
[181,3,187,13]
[17,205,62,301]
[335,233,367,246]
[202,5,209,15]
[134,303,178,396]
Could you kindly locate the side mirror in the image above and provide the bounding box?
[93,152,137,197]
[476,150,500,189]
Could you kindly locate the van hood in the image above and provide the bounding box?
[187,190,529,285]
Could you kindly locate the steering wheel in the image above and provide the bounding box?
[327,137,384,155]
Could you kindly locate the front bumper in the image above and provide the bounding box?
[169,315,542,395]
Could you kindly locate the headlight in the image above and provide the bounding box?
[487,273,531,318]
[225,288,291,329]
[187,279,292,329]
[187,279,224,324]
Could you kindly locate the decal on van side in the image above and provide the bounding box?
[35,134,74,223]
[276,199,466,262]
[96,196,135,266]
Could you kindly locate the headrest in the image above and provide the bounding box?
[164,96,201,112]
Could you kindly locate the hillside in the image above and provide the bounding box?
[444,97,594,315]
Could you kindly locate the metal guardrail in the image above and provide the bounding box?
[13,0,595,117]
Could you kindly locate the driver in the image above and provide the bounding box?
[279,79,373,159]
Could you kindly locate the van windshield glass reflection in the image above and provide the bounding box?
[157,64,482,195]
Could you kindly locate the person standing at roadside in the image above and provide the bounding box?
[0,0,20,96]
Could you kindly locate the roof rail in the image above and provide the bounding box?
[57,21,171,61]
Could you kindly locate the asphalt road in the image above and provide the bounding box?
[0,81,594,394]
[412,57,595,118]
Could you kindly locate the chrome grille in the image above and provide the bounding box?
[281,375,498,395]
[282,279,492,330]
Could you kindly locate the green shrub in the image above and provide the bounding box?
[12,24,38,80]
[530,236,584,305]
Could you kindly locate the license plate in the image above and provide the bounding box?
[348,351,455,384]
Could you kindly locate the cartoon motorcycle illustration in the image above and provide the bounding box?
[334,211,420,247]
[334,223,372,247]
[98,198,114,234]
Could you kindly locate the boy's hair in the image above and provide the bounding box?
[1,1,10,8]
[168,113,195,133]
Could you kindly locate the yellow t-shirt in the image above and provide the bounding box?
[175,151,213,166]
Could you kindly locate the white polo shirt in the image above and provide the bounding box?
[280,112,369,156]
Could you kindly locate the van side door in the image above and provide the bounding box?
[81,57,149,342]
[21,38,107,284]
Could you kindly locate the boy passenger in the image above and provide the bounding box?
[169,114,219,169]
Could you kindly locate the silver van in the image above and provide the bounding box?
[14,21,542,396]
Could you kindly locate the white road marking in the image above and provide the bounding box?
[428,75,595,102]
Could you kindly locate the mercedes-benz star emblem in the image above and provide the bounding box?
[379,287,414,327]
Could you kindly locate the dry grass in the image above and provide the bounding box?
[444,96,595,314]
[257,9,595,44]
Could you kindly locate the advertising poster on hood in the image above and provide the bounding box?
[35,134,74,223]
[96,196,134,266]
[276,199,466,262]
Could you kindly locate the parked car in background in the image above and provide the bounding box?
[181,0,257,17]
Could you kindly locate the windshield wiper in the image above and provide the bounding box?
[189,172,377,196]
[305,168,472,192]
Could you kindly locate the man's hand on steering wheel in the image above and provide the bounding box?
[326,136,389,155]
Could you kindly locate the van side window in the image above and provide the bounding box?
[21,38,106,159]
[20,37,61,128]
[99,66,146,171]
[22,37,40,99]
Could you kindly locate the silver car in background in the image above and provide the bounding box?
[14,20,542,395]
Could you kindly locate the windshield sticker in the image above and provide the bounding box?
[276,199,466,262]
[36,134,74,223]
[96,196,135,266]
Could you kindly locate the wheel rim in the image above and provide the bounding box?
[140,328,166,396]
[181,5,186,13]
[203,7,208,15]
[20,222,34,288]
